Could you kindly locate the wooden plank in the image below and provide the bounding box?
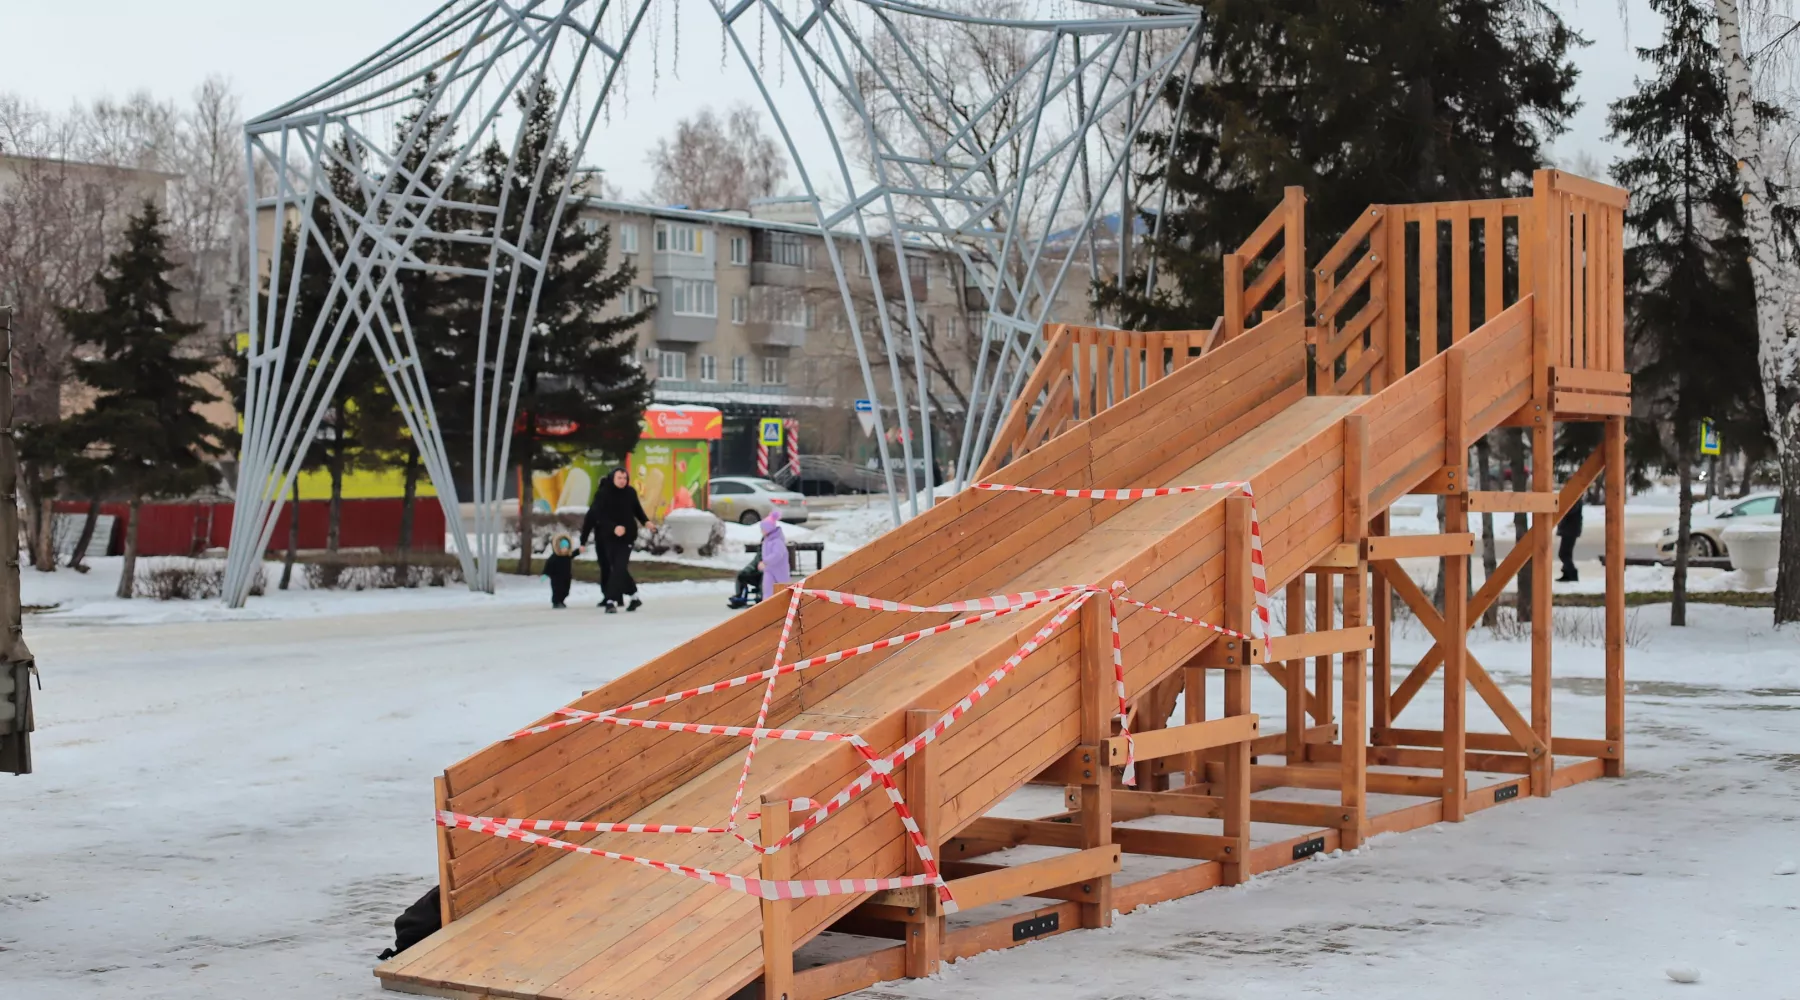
[1263,626,1374,664]
[1113,826,1235,861]
[1420,206,1440,360]
[1444,350,1470,821]
[1547,169,1630,209]
[1341,413,1370,848]
[1110,789,1351,828]
[902,708,941,977]
[1244,256,1287,317]
[1481,204,1504,323]
[1385,206,1407,386]
[793,946,904,1000]
[1222,495,1254,883]
[1369,798,1443,837]
[1363,533,1475,559]
[1114,860,1222,913]
[1317,251,1380,324]
[1553,757,1608,790]
[1552,389,1631,416]
[1551,366,1630,395]
[1315,204,1385,280]
[1106,714,1259,764]
[761,794,795,1000]
[1285,578,1307,763]
[1331,345,1384,396]
[1223,253,1246,341]
[1078,598,1114,928]
[1370,511,1392,741]
[1450,203,1471,342]
[1465,490,1558,513]
[1530,420,1554,796]
[1283,186,1307,310]
[942,901,1081,963]
[945,845,1121,913]
[1313,570,1334,727]
[1604,416,1626,777]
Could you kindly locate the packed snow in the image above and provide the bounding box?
[1,490,1794,1000]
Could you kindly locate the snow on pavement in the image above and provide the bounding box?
[1,583,1795,998]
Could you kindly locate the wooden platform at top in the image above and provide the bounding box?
[375,295,1543,1000]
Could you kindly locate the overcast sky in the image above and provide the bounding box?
[2,0,1657,196]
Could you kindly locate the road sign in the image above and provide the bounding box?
[759,417,785,447]
[854,399,876,436]
[1700,418,1721,456]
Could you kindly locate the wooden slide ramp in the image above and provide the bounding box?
[378,296,1539,1000]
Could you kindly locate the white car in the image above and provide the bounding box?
[707,476,810,525]
[1657,491,1782,560]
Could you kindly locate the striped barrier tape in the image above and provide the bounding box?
[457,536,1262,910]
[974,480,1273,661]
[439,811,940,901]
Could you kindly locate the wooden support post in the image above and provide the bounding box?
[1313,572,1334,727]
[1530,420,1555,796]
[1223,253,1246,341]
[902,709,942,977]
[1077,600,1115,926]
[1603,416,1626,777]
[434,776,455,927]
[1370,512,1392,746]
[760,794,794,1000]
[1340,416,1369,849]
[1222,496,1254,881]
[1442,348,1470,821]
[1183,653,1206,787]
[1284,578,1306,763]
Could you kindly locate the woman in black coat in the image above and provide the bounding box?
[581,467,652,612]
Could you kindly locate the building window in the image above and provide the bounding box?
[804,243,816,271]
[944,315,958,342]
[763,356,785,385]
[579,217,601,235]
[639,346,657,369]
[699,354,718,382]
[619,223,639,254]
[670,279,717,317]
[657,350,686,381]
[753,230,806,267]
[731,295,747,325]
[623,286,639,313]
[732,355,749,385]
[906,254,929,289]
[804,303,817,329]
[655,222,703,255]
[729,236,747,266]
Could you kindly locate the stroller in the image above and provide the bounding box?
[726,553,762,610]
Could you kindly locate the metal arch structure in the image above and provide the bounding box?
[223,0,1200,607]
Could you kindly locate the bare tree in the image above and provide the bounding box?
[0,81,248,571]
[646,103,786,209]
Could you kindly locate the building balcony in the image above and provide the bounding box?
[743,321,807,349]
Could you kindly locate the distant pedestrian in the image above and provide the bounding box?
[543,533,580,609]
[759,509,792,598]
[1557,498,1584,582]
[582,466,652,613]
[726,553,761,610]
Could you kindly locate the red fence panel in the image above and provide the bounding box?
[52,499,447,557]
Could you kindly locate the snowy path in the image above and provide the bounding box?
[0,597,1795,999]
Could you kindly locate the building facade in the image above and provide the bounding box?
[574,196,1096,480]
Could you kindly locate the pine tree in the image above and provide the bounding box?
[469,83,652,574]
[1609,0,1766,625]
[58,201,224,598]
[1104,0,1580,329]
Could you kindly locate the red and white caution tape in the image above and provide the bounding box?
[440,811,939,901]
[974,480,1274,660]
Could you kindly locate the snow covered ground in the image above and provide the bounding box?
[1,584,1794,1000]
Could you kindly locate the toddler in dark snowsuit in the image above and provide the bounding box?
[545,534,580,608]
[727,554,762,609]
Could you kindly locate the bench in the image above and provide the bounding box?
[742,540,827,573]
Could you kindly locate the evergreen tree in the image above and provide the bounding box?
[58,201,224,598]
[1609,0,1767,625]
[467,83,652,573]
[1103,0,1580,329]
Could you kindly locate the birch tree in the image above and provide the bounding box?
[1713,0,1800,623]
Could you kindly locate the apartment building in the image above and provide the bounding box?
[575,196,1095,477]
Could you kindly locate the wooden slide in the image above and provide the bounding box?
[377,172,1632,1000]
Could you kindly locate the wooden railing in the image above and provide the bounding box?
[1223,186,1307,341]
[974,323,1212,479]
[1310,170,1626,397]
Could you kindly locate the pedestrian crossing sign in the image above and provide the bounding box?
[1700,418,1721,456]
[759,418,785,447]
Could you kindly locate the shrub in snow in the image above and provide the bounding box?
[302,554,463,591]
[133,559,264,601]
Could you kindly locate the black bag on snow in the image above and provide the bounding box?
[377,885,442,961]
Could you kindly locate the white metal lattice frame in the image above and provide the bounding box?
[224,0,1198,606]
